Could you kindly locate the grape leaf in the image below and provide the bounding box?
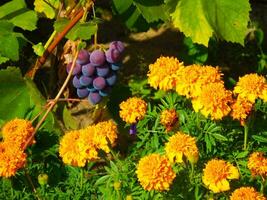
[169,0,250,46]
[0,55,9,64]
[9,10,38,31]
[0,0,26,19]
[0,35,19,61]
[54,19,97,41]
[34,0,60,19]
[112,0,167,31]
[0,67,30,120]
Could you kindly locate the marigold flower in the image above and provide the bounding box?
[0,142,27,177]
[260,88,267,102]
[202,159,239,193]
[192,83,233,120]
[165,132,198,164]
[119,97,147,124]
[59,130,98,167]
[230,187,266,200]
[147,56,184,91]
[175,65,223,98]
[248,152,267,177]
[136,153,176,191]
[231,97,253,126]
[1,118,35,149]
[160,109,178,132]
[234,73,267,103]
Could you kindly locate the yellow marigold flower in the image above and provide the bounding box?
[230,187,266,200]
[175,65,223,98]
[119,97,147,124]
[260,88,267,102]
[165,132,198,164]
[234,73,267,103]
[136,153,176,191]
[1,118,35,149]
[231,97,253,126]
[248,152,267,177]
[160,109,178,132]
[202,159,239,193]
[147,56,184,91]
[0,142,27,177]
[192,83,233,120]
[59,130,98,167]
[94,120,117,147]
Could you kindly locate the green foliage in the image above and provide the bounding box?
[0,0,38,63]
[112,0,167,31]
[54,19,98,41]
[34,0,60,19]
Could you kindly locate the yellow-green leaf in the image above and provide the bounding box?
[34,0,60,19]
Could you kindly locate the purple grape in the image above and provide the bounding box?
[111,63,120,71]
[96,64,110,77]
[66,62,81,75]
[106,72,117,86]
[99,86,111,97]
[72,76,82,88]
[76,50,90,65]
[109,41,125,53]
[90,49,106,66]
[79,75,93,86]
[129,124,137,135]
[82,63,95,76]
[88,92,102,105]
[77,88,89,98]
[87,84,97,92]
[105,48,120,64]
[93,77,106,90]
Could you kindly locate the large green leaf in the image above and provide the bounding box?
[0,67,60,132]
[0,0,26,19]
[34,0,60,19]
[0,67,30,120]
[9,10,38,31]
[0,35,19,61]
[168,0,251,46]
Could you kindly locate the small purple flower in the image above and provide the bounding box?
[129,123,137,135]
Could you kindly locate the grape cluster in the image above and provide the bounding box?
[67,41,124,105]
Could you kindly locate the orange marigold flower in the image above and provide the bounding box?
[233,73,267,103]
[0,142,27,177]
[119,97,147,124]
[202,159,239,193]
[230,187,266,200]
[175,65,223,98]
[160,109,178,132]
[231,97,253,126]
[192,83,233,120]
[165,132,198,164]
[147,56,184,91]
[136,153,176,191]
[59,130,98,167]
[260,88,267,103]
[248,152,267,177]
[1,118,35,149]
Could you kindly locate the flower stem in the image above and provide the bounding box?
[243,124,249,150]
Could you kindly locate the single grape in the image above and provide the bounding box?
[87,84,97,92]
[129,123,137,135]
[111,63,120,71]
[66,62,81,75]
[77,88,89,98]
[93,77,106,90]
[79,75,93,86]
[96,64,110,77]
[76,49,90,65]
[72,75,82,88]
[82,63,95,76]
[106,72,117,86]
[105,48,120,64]
[109,41,125,53]
[90,49,106,66]
[88,92,102,105]
[99,86,111,97]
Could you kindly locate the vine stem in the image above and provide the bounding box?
[24,169,41,200]
[47,98,87,102]
[23,50,79,150]
[243,124,249,150]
